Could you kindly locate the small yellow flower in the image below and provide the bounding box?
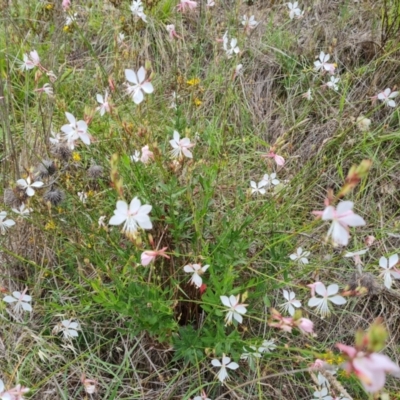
[186,77,200,86]
[193,98,202,106]
[45,220,56,230]
[72,152,81,162]
[45,4,54,10]
[63,25,70,32]
[87,190,95,197]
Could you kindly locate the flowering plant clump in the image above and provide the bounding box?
[4,2,400,398]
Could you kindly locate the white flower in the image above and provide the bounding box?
[0,212,15,235]
[314,51,336,74]
[3,290,32,313]
[220,294,247,325]
[20,54,35,71]
[61,112,91,149]
[169,91,179,109]
[43,83,53,96]
[377,88,399,107]
[312,387,333,400]
[60,319,80,339]
[98,216,106,228]
[280,290,301,316]
[96,90,110,116]
[7,384,29,399]
[183,264,209,288]
[206,0,215,7]
[307,282,346,317]
[130,0,147,22]
[109,197,152,236]
[240,346,262,361]
[250,180,267,195]
[193,390,211,400]
[0,379,12,400]
[289,247,310,264]
[259,339,276,353]
[78,192,87,203]
[50,129,62,144]
[20,50,40,71]
[16,176,44,197]
[241,15,258,30]
[211,355,239,383]
[222,32,240,58]
[130,150,141,162]
[326,76,340,91]
[12,204,32,217]
[379,254,400,289]
[35,83,54,97]
[169,130,194,159]
[321,201,366,246]
[140,145,153,164]
[65,13,77,26]
[234,64,243,77]
[317,370,338,387]
[125,67,154,104]
[344,248,368,273]
[260,173,280,187]
[240,346,262,369]
[302,88,312,100]
[287,2,302,19]
[117,32,125,44]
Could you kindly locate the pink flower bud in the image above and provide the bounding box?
[62,0,71,10]
[365,235,376,247]
[296,317,314,334]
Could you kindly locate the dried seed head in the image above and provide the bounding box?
[51,144,72,162]
[87,165,104,179]
[35,159,56,179]
[14,186,29,205]
[43,188,65,206]
[4,188,21,208]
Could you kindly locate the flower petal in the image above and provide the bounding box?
[220,296,231,307]
[329,295,346,305]
[125,69,138,84]
[389,254,399,268]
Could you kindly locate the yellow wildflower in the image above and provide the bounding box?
[186,77,200,86]
[45,220,56,230]
[72,152,81,162]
